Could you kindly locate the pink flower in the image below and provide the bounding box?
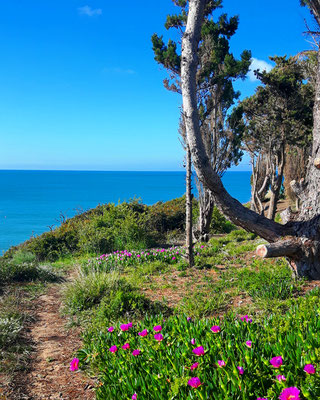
[237,366,244,375]
[187,317,192,321]
[132,349,141,357]
[192,346,205,356]
[172,257,176,260]
[190,362,199,371]
[304,364,316,374]
[122,343,130,350]
[70,358,79,371]
[279,387,300,400]
[153,325,162,332]
[120,323,132,331]
[109,345,118,353]
[246,340,252,348]
[218,360,226,368]
[276,375,286,382]
[187,377,202,388]
[108,326,114,332]
[240,315,252,323]
[137,254,141,258]
[190,338,196,345]
[154,333,163,341]
[138,329,148,337]
[132,394,137,400]
[210,325,221,333]
[270,356,283,368]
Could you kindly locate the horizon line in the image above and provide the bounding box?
[0,168,252,173]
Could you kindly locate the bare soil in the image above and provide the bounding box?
[3,282,95,400]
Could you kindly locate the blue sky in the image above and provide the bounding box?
[0,1,314,171]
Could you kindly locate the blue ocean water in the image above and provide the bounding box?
[0,170,251,254]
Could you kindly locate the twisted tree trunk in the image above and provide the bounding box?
[197,186,214,242]
[181,0,320,279]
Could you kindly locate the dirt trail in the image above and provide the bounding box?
[11,282,95,400]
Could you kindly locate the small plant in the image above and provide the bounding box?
[75,290,320,399]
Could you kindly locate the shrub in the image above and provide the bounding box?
[210,206,236,234]
[0,316,23,347]
[0,250,58,285]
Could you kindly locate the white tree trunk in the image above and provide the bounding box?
[181,0,320,279]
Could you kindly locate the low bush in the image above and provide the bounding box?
[0,250,58,285]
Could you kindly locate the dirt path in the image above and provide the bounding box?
[11,282,95,400]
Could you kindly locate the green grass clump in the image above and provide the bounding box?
[63,271,170,321]
[0,250,59,285]
[77,289,320,400]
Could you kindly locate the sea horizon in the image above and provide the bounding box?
[0,170,252,254]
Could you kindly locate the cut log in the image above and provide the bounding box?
[256,240,300,258]
[314,158,320,169]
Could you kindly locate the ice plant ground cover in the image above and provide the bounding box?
[84,245,189,273]
[77,291,320,400]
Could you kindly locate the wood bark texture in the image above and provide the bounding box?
[181,0,320,279]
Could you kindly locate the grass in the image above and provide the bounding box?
[1,201,318,399]
[59,228,320,399]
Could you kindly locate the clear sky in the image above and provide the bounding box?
[0,1,314,171]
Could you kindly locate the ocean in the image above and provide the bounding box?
[0,170,251,254]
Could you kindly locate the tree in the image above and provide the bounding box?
[181,0,320,279]
[152,0,250,242]
[234,56,314,219]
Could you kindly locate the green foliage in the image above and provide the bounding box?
[210,206,236,234]
[0,316,23,348]
[63,271,127,314]
[78,290,320,399]
[3,197,189,263]
[0,250,58,285]
[63,271,170,321]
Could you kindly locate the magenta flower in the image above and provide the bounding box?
[246,340,252,348]
[276,375,286,382]
[109,345,118,353]
[128,322,133,328]
[210,325,221,333]
[237,366,244,375]
[122,343,130,350]
[240,315,252,323]
[218,360,226,368]
[187,317,192,321]
[132,394,137,400]
[120,324,130,331]
[172,257,176,260]
[270,356,283,368]
[69,358,79,371]
[138,329,148,337]
[190,338,196,345]
[257,398,268,400]
[190,362,199,371]
[279,387,300,400]
[154,333,164,341]
[192,346,205,356]
[304,364,316,374]
[108,326,114,332]
[132,349,141,357]
[187,377,202,388]
[137,254,141,258]
[153,325,162,332]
